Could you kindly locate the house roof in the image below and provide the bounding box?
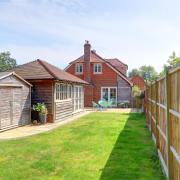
[105,58,128,68]
[69,50,104,64]
[9,59,88,84]
[66,51,132,86]
[0,71,32,86]
[130,75,145,91]
[69,51,128,67]
[105,58,128,76]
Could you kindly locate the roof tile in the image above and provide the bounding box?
[9,59,88,84]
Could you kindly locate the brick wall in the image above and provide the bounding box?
[67,62,118,106]
[131,75,145,91]
[84,85,94,107]
[91,63,117,103]
[66,63,84,80]
[84,41,91,82]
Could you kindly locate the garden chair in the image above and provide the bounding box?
[92,101,101,111]
[108,98,115,108]
[98,99,108,110]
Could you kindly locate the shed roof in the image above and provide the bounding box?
[9,59,88,84]
[0,72,32,86]
[0,72,10,77]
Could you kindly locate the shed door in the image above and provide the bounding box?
[13,87,22,125]
[0,87,22,129]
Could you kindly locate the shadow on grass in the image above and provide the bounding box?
[100,113,165,180]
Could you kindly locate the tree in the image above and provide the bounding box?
[139,65,158,83]
[167,51,180,68]
[128,68,140,77]
[160,51,180,77]
[128,65,158,84]
[0,51,17,72]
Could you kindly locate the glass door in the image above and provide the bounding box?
[73,86,84,111]
[101,87,117,107]
[102,88,108,101]
[109,88,117,106]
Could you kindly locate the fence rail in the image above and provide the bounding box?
[144,66,180,180]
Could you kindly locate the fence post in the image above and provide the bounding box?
[155,80,159,149]
[165,69,173,180]
[146,85,149,126]
[147,87,149,125]
[150,82,152,133]
[144,88,147,118]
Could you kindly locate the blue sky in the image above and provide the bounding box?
[0,0,180,72]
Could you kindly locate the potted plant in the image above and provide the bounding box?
[33,103,48,124]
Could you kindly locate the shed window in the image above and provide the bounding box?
[94,63,102,74]
[55,83,72,100]
[68,85,72,98]
[75,63,83,74]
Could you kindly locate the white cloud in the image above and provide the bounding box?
[0,43,83,69]
[0,0,180,73]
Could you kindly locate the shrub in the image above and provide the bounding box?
[33,103,48,115]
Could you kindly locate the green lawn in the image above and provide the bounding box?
[0,113,165,180]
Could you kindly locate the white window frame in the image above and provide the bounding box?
[93,63,102,74]
[75,63,83,74]
[101,87,117,107]
[55,83,72,101]
[73,85,84,112]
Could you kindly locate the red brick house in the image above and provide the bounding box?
[131,75,145,91]
[65,41,133,107]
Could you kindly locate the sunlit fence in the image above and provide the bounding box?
[144,66,180,180]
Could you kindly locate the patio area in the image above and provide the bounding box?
[0,111,91,140]
[86,107,143,113]
[0,108,142,140]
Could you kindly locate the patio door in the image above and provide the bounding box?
[101,87,117,107]
[73,86,84,111]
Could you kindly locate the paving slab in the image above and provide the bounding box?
[85,108,143,113]
[0,111,91,140]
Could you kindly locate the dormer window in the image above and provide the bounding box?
[75,63,83,74]
[94,63,102,74]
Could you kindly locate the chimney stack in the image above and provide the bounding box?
[84,40,91,82]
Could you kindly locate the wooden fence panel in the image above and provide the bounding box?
[145,67,180,180]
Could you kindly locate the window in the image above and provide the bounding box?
[94,63,102,74]
[68,85,72,99]
[75,63,83,74]
[55,83,72,100]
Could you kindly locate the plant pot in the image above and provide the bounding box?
[31,110,39,122]
[39,113,47,124]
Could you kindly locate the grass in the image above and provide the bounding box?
[0,113,165,180]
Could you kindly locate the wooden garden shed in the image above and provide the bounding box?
[9,59,88,123]
[0,72,32,131]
